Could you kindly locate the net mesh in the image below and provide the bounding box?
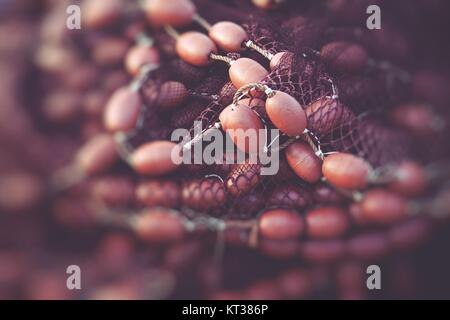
[4,0,450,301]
[110,1,444,218]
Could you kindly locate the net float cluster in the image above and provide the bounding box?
[0,0,450,299]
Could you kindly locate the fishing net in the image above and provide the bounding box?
[113,5,425,219]
[3,0,450,300]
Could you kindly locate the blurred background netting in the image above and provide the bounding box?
[1,0,450,300]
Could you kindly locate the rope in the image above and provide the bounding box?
[233,83,275,105]
[209,53,235,65]
[192,14,212,31]
[245,40,274,60]
[272,130,323,159]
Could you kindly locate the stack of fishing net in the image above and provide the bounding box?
[1,0,450,299]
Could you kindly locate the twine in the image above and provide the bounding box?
[192,14,212,31]
[232,83,275,105]
[245,40,274,60]
[209,53,235,65]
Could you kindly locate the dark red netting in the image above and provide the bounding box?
[3,0,450,300]
[262,51,335,106]
[242,16,292,55]
[89,5,426,221]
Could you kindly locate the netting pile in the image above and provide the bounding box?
[1,0,450,299]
